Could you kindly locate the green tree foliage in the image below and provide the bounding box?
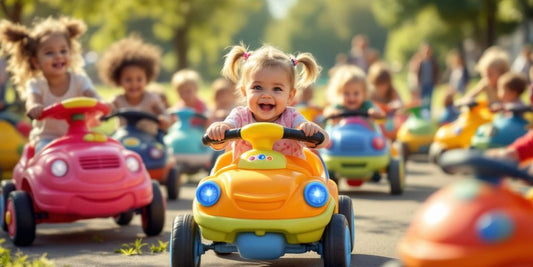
[263,0,387,81]
[372,0,530,66]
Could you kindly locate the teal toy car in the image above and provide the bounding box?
[164,108,213,178]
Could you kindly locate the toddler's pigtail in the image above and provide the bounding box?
[60,17,87,39]
[293,53,321,90]
[221,44,248,84]
[0,20,35,99]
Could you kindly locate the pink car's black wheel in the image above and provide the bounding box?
[114,211,134,226]
[166,166,180,200]
[0,180,15,231]
[141,181,165,236]
[7,191,35,246]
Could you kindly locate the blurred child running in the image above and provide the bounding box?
[205,43,329,160]
[0,17,103,152]
[98,36,170,137]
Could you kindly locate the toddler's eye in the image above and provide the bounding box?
[60,49,68,54]
[45,51,53,56]
[253,85,262,90]
[274,87,283,91]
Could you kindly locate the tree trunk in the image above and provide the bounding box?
[0,0,23,23]
[174,26,189,71]
[485,0,496,48]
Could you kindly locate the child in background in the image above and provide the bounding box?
[209,77,237,123]
[170,69,208,128]
[0,17,103,152]
[368,62,403,110]
[323,65,385,123]
[206,44,329,160]
[147,83,170,109]
[368,62,404,138]
[492,72,527,111]
[446,49,470,96]
[293,85,323,124]
[461,46,510,105]
[97,36,170,137]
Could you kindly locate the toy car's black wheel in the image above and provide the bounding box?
[338,195,354,250]
[388,158,405,195]
[166,166,180,200]
[322,214,351,267]
[141,181,165,236]
[170,214,202,267]
[428,143,444,165]
[370,172,381,183]
[396,141,409,162]
[114,211,134,226]
[328,170,339,185]
[7,191,35,246]
[0,180,16,231]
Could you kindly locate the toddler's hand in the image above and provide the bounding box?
[206,122,232,141]
[298,122,320,136]
[298,122,323,148]
[158,115,171,131]
[27,104,44,119]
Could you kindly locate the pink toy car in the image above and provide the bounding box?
[0,97,165,246]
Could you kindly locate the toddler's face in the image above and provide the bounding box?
[341,80,366,110]
[374,82,389,98]
[486,67,502,88]
[242,67,295,122]
[177,82,198,106]
[119,65,148,101]
[32,33,71,78]
[498,86,518,103]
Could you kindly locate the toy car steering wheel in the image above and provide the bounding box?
[102,109,160,126]
[440,149,533,184]
[39,97,110,123]
[202,122,324,149]
[323,110,369,121]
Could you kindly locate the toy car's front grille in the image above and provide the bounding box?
[79,155,121,169]
[341,163,367,168]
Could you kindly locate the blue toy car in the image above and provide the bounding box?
[105,109,180,200]
[320,111,405,195]
[471,104,531,150]
[164,108,213,178]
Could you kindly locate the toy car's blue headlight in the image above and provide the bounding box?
[304,182,328,208]
[196,181,221,207]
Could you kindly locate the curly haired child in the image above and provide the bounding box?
[0,17,102,152]
[98,36,170,137]
[206,43,329,160]
[462,46,510,105]
[323,65,385,122]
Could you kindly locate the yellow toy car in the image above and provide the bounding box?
[429,101,493,165]
[170,123,354,267]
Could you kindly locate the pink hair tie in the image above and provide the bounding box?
[243,52,251,60]
[291,58,298,66]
